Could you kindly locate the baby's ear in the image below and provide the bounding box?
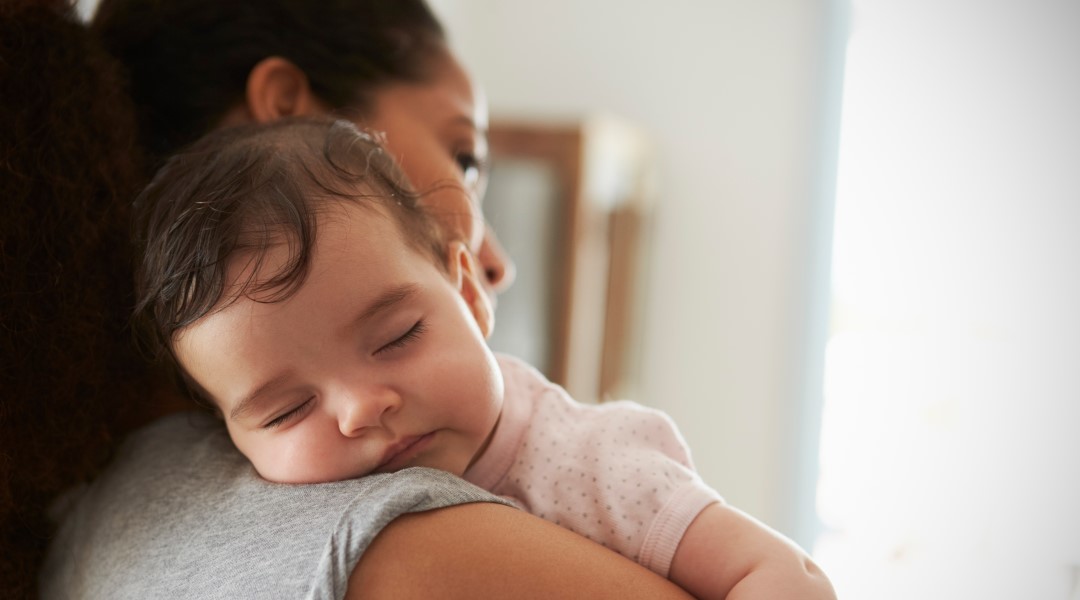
[447,241,494,339]
[245,57,323,122]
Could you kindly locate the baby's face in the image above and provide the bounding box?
[172,202,503,484]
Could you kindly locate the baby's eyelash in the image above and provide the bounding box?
[264,397,313,430]
[375,320,427,356]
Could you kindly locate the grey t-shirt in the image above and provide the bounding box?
[41,412,509,599]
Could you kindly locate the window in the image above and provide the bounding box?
[814,1,1080,597]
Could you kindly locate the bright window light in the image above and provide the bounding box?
[813,1,1080,598]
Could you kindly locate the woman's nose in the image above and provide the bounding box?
[479,223,516,295]
[338,386,402,437]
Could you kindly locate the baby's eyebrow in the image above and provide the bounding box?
[347,283,420,332]
[230,371,296,422]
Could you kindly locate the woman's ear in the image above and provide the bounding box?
[245,57,324,122]
[447,241,494,339]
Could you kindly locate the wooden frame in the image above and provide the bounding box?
[484,118,653,402]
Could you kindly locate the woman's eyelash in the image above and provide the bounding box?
[264,397,314,430]
[456,152,480,171]
[455,151,488,179]
[376,320,427,355]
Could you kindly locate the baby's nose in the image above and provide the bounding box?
[338,387,401,437]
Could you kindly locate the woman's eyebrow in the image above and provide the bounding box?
[450,114,484,135]
[461,115,479,129]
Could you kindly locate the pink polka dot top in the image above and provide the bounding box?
[464,354,721,577]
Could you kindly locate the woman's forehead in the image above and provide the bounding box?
[369,53,484,129]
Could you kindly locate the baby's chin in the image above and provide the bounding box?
[244,453,374,485]
[253,466,371,485]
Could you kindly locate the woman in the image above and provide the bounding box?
[92,0,514,299]
[1,1,151,596]
[37,1,694,597]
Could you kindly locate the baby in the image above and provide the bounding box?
[133,117,834,600]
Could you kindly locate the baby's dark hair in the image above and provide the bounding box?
[133,117,446,369]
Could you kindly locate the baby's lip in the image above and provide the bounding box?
[374,432,435,473]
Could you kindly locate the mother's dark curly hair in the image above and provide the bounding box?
[0,1,152,596]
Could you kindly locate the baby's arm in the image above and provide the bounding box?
[668,503,836,600]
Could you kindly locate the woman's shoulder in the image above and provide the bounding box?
[41,413,505,599]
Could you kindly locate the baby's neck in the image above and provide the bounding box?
[463,406,504,474]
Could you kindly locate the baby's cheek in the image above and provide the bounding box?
[242,435,321,484]
[463,351,504,432]
[232,434,285,482]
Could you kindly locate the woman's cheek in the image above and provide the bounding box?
[420,189,484,251]
[466,209,485,254]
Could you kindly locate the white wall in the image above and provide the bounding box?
[433,0,846,541]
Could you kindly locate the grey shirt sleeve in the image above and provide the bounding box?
[41,412,510,600]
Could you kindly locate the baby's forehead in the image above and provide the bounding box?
[223,197,436,301]
[309,191,431,253]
